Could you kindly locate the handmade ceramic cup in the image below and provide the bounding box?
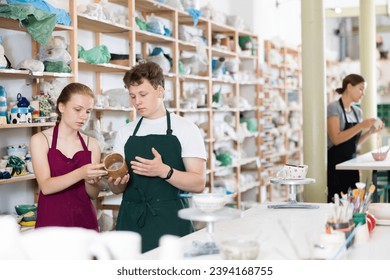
[276,164,308,180]
[103,153,128,180]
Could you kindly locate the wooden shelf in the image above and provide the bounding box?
[1,0,302,210]
[0,1,76,206]
[0,174,36,185]
[0,69,73,79]
[211,47,237,58]
[93,107,133,112]
[0,122,56,130]
[0,18,72,32]
[78,59,130,72]
[135,29,175,44]
[77,14,131,36]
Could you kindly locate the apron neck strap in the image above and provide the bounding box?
[132,110,173,136]
[166,110,172,135]
[339,98,358,123]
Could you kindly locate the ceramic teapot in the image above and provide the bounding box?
[17,93,30,108]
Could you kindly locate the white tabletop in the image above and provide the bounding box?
[140,203,390,260]
[336,147,390,171]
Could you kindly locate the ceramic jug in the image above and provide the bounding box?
[17,93,30,108]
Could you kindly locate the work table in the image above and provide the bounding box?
[141,203,390,260]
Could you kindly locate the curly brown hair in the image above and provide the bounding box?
[123,61,165,90]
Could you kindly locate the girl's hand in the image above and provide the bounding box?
[82,163,107,182]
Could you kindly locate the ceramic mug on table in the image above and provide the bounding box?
[276,164,308,180]
[103,153,128,180]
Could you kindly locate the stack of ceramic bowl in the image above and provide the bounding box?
[15,204,37,227]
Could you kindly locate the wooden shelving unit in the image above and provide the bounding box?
[263,40,303,202]
[0,0,303,210]
[0,0,77,204]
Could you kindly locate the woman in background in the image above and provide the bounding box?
[30,82,107,230]
[327,74,383,203]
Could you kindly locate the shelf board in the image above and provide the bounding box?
[98,190,115,198]
[93,107,133,112]
[178,40,209,53]
[0,122,56,129]
[263,152,287,159]
[213,107,239,112]
[78,59,130,72]
[178,10,208,25]
[215,136,235,142]
[0,174,36,185]
[240,157,259,166]
[239,81,260,86]
[213,165,238,173]
[238,30,258,38]
[238,53,258,60]
[136,29,175,44]
[240,181,260,193]
[0,69,73,79]
[134,0,174,13]
[177,108,210,113]
[239,106,258,112]
[0,18,72,32]
[211,47,237,58]
[178,74,209,81]
[210,20,236,33]
[164,72,177,79]
[211,78,236,84]
[77,14,131,36]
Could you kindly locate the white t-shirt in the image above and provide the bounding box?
[113,112,207,160]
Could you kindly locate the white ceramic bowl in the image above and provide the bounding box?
[368,203,390,220]
[219,239,259,260]
[192,193,226,213]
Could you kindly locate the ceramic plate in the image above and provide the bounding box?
[375,219,390,226]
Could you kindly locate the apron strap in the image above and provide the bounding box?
[78,132,89,151]
[339,98,359,124]
[166,110,173,135]
[133,117,144,136]
[51,123,59,149]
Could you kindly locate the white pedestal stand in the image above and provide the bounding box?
[178,207,242,235]
[178,207,242,256]
[268,178,319,209]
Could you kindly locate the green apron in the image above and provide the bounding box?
[116,111,194,253]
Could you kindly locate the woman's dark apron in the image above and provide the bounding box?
[327,99,361,202]
[116,111,194,253]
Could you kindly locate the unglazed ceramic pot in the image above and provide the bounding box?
[103,153,128,180]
